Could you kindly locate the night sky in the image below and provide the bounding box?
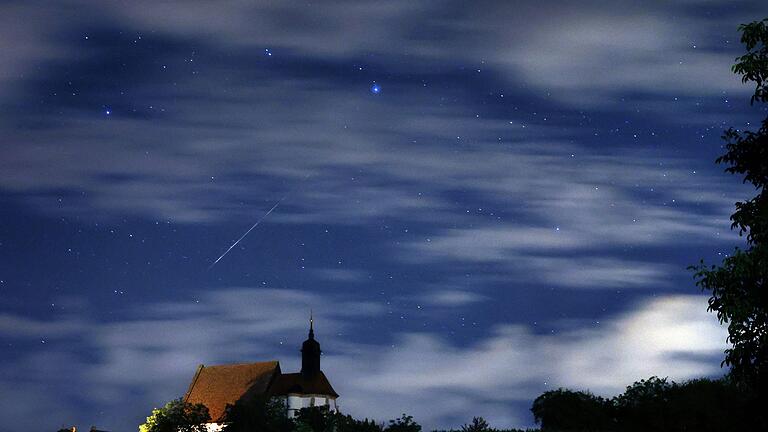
[1,1,767,431]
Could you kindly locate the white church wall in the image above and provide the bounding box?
[202,423,224,432]
[285,395,337,418]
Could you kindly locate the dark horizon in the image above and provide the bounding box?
[1,1,765,430]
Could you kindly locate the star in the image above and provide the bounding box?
[370,83,381,94]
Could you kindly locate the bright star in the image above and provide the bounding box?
[370,83,381,94]
[105,109,111,115]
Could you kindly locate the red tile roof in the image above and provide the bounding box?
[183,361,281,422]
[270,371,339,398]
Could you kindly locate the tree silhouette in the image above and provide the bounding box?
[222,396,294,432]
[529,375,759,432]
[613,377,672,432]
[384,414,422,432]
[332,412,384,432]
[294,406,334,432]
[460,417,491,432]
[689,17,768,420]
[665,377,750,431]
[531,388,612,431]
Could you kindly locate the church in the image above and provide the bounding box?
[183,317,339,428]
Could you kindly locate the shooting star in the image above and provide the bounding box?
[208,197,285,269]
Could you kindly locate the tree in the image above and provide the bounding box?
[139,398,211,432]
[531,388,613,431]
[383,414,421,432]
[222,396,294,432]
[529,376,759,432]
[292,407,386,432]
[665,377,751,432]
[333,413,384,432]
[460,417,491,432]
[613,377,673,432]
[294,406,333,432]
[690,18,768,403]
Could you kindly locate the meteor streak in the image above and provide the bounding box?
[208,197,285,269]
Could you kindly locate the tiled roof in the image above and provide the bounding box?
[270,371,339,398]
[183,361,281,421]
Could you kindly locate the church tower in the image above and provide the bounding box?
[301,314,321,378]
[183,311,339,424]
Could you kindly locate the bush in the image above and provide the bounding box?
[222,396,294,432]
[531,388,612,431]
[139,398,211,432]
[384,414,421,432]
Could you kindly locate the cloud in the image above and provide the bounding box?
[0,1,749,242]
[530,257,676,289]
[0,314,87,337]
[402,172,736,289]
[0,4,72,102]
[0,0,756,115]
[0,288,727,430]
[93,0,756,110]
[423,289,489,307]
[1,66,742,290]
[310,268,370,283]
[494,10,749,107]
[0,81,741,230]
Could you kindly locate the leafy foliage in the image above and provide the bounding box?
[333,412,384,432]
[613,377,673,432]
[531,388,612,431]
[294,406,334,432]
[664,377,750,431]
[222,396,294,432]
[138,398,211,432]
[530,376,756,432]
[292,406,385,432]
[733,19,768,104]
[690,17,768,401]
[384,414,422,432]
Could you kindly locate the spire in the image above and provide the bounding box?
[301,311,321,378]
[309,310,314,338]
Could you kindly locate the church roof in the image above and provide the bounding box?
[270,371,339,398]
[183,361,281,422]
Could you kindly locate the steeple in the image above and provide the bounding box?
[309,310,314,338]
[301,312,321,378]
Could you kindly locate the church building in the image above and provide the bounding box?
[183,317,339,428]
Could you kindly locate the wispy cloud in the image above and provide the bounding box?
[422,289,489,307]
[310,268,370,283]
[0,0,753,226]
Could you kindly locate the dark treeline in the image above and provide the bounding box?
[228,404,539,432]
[433,416,537,432]
[136,374,757,432]
[531,375,759,432]
[137,397,540,432]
